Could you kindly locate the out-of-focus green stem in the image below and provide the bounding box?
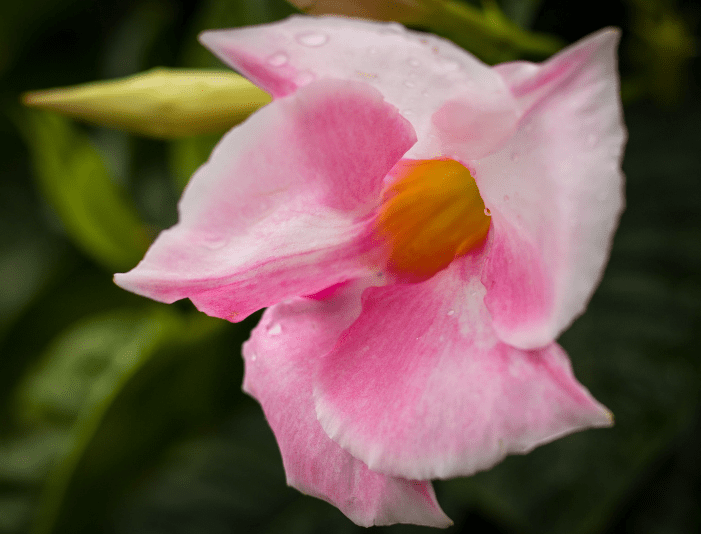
[415,0,566,63]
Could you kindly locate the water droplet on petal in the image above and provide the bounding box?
[267,323,282,336]
[443,59,460,71]
[484,208,492,216]
[296,31,328,47]
[401,109,413,116]
[369,47,378,55]
[202,234,227,250]
[295,71,315,86]
[408,58,420,67]
[250,353,257,362]
[379,27,401,36]
[587,133,598,147]
[447,309,455,316]
[267,52,288,67]
[403,80,415,88]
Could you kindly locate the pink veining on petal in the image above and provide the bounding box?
[243,281,452,527]
[114,79,416,322]
[430,92,520,160]
[476,28,626,349]
[315,256,612,481]
[481,219,554,345]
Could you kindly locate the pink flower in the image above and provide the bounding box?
[115,16,625,527]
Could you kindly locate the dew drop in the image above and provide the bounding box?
[267,323,282,336]
[369,47,378,55]
[296,31,328,47]
[267,52,288,67]
[443,59,460,71]
[250,353,257,362]
[295,71,315,86]
[380,27,401,36]
[586,133,598,147]
[202,235,227,250]
[447,309,455,316]
[408,58,420,67]
[484,208,492,216]
[403,80,415,88]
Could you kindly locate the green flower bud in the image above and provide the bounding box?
[22,68,271,138]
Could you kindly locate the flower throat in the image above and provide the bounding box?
[376,159,491,281]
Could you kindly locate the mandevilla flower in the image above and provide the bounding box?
[115,16,625,527]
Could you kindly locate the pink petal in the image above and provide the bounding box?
[114,79,415,321]
[200,15,518,159]
[315,255,612,481]
[476,29,626,348]
[242,280,452,528]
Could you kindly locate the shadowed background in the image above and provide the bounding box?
[0,0,699,533]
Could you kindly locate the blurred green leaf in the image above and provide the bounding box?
[0,306,238,534]
[168,133,222,192]
[18,110,150,271]
[16,308,186,534]
[497,0,545,29]
[181,0,297,68]
[624,0,697,105]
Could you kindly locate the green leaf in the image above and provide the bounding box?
[168,133,222,193]
[0,306,237,534]
[180,0,297,68]
[18,110,150,271]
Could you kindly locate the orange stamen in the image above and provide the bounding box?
[376,159,491,281]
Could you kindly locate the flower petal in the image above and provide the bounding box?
[114,79,415,321]
[315,255,612,481]
[199,15,518,159]
[476,28,626,348]
[242,280,452,528]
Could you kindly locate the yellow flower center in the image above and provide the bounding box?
[375,159,491,281]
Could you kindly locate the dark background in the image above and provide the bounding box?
[0,0,700,533]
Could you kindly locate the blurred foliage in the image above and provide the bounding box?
[18,110,150,271]
[0,0,699,534]
[623,0,698,104]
